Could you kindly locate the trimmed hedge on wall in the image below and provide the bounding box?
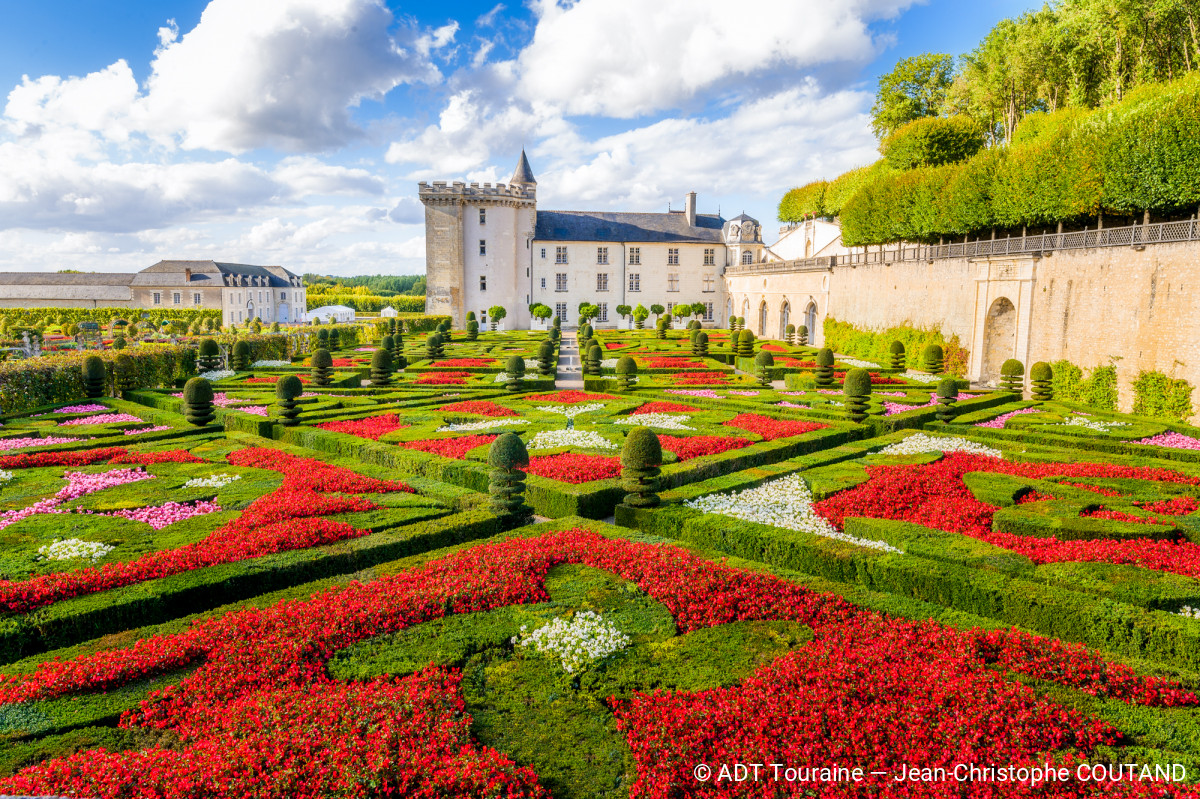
[0,307,222,328]
[822,317,969,377]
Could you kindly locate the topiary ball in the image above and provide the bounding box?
[937,377,960,399]
[615,356,636,374]
[999,358,1025,392]
[506,355,526,376]
[817,348,834,367]
[183,376,214,404]
[843,367,872,396]
[311,349,332,369]
[372,348,393,371]
[754,350,774,367]
[1030,361,1053,382]
[488,431,530,469]
[922,344,944,373]
[276,374,303,401]
[1030,361,1054,401]
[232,340,251,370]
[621,426,662,469]
[381,335,394,352]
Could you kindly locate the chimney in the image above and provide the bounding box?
[184,268,191,282]
[684,192,697,227]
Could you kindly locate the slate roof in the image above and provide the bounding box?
[133,261,300,287]
[534,211,726,243]
[511,150,536,185]
[0,272,134,285]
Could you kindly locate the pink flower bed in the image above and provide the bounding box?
[54,404,109,414]
[775,401,807,409]
[0,468,153,532]
[60,413,144,426]
[238,406,270,417]
[726,390,759,396]
[107,501,223,530]
[0,436,85,452]
[666,389,721,399]
[1137,432,1200,450]
[124,426,173,436]
[975,407,1042,428]
[882,396,939,416]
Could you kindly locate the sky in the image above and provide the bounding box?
[0,0,1033,277]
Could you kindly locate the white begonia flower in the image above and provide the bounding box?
[38,538,115,561]
[686,474,902,553]
[436,418,527,433]
[493,373,542,382]
[184,473,242,489]
[199,370,236,381]
[528,430,616,450]
[875,433,1003,459]
[1178,605,1200,619]
[514,611,631,673]
[540,403,606,419]
[901,371,942,384]
[0,470,12,483]
[615,413,694,431]
[840,358,881,369]
[1051,415,1130,432]
[250,360,292,368]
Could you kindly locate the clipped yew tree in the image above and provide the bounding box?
[785,323,796,345]
[621,426,662,508]
[923,344,944,374]
[82,355,106,398]
[328,328,341,350]
[370,348,394,387]
[1030,361,1054,400]
[887,340,906,370]
[737,330,756,359]
[316,329,330,348]
[537,340,556,376]
[392,332,407,370]
[843,367,872,423]
[797,325,808,345]
[183,377,215,426]
[232,340,251,371]
[754,350,775,387]
[466,320,479,341]
[311,349,333,386]
[615,356,637,391]
[112,334,127,350]
[1000,359,1025,393]
[114,353,137,396]
[198,338,221,372]
[425,332,443,362]
[689,328,700,355]
[548,326,561,343]
[587,344,602,377]
[505,355,525,393]
[815,348,836,387]
[437,319,452,342]
[654,318,667,340]
[276,374,303,426]
[488,432,531,523]
[579,323,593,342]
[936,377,960,422]
[381,335,394,358]
[695,331,709,357]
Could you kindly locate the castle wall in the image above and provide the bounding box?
[423,202,465,327]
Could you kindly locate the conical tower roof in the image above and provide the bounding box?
[510,149,536,186]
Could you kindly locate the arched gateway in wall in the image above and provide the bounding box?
[779,301,790,339]
[980,297,1017,385]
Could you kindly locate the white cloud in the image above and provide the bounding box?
[516,0,913,117]
[3,61,141,149]
[272,157,386,197]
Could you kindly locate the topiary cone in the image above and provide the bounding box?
[114,353,137,397]
[425,332,442,362]
[1030,361,1053,401]
[754,349,775,387]
[936,377,960,422]
[311,348,333,386]
[370,348,394,387]
[183,377,215,426]
[615,356,637,391]
[276,374,303,426]
[737,330,756,359]
[537,340,556,376]
[466,320,479,341]
[197,337,221,373]
[621,426,662,508]
[695,331,709,357]
[505,355,525,392]
[922,344,944,375]
[232,340,251,371]
[815,348,835,387]
[797,324,808,346]
[487,432,532,523]
[586,344,602,377]
[843,367,873,423]
[82,355,106,398]
[1000,358,1025,393]
[785,323,795,345]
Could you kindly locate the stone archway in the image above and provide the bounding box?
[981,297,1017,385]
[804,301,817,344]
[779,300,790,340]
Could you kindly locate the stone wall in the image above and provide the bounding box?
[423,201,464,327]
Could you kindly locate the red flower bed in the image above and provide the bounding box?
[401,435,497,460]
[1060,481,1124,496]
[603,342,626,350]
[0,530,1189,798]
[723,414,827,441]
[630,401,698,415]
[330,358,357,368]
[414,371,472,385]
[761,344,789,352]
[524,390,616,403]
[0,449,412,614]
[0,448,201,470]
[1017,489,1055,504]
[777,358,816,368]
[526,453,620,483]
[641,357,708,369]
[244,375,311,384]
[440,400,518,417]
[657,435,751,460]
[813,453,1200,580]
[1136,496,1199,515]
[673,372,729,385]
[436,358,497,368]
[316,414,408,440]
[1081,507,1167,525]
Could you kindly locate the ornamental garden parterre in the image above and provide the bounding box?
[4,317,1200,797]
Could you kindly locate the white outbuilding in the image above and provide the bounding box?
[308,304,356,323]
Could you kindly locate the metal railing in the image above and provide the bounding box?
[727,218,1200,276]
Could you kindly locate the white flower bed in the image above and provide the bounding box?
[513,611,631,673]
[615,413,694,431]
[686,474,901,553]
[1051,415,1131,432]
[251,360,292,368]
[840,357,880,369]
[436,419,527,433]
[199,370,235,381]
[601,358,618,368]
[901,371,941,383]
[493,373,542,382]
[37,538,115,562]
[528,430,616,450]
[875,433,1003,459]
[541,403,606,419]
[0,469,11,484]
[1178,605,1200,620]
[184,473,242,489]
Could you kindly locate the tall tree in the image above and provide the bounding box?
[871,53,955,139]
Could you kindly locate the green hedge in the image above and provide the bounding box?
[1132,370,1194,423]
[0,307,221,328]
[821,317,969,377]
[307,294,426,313]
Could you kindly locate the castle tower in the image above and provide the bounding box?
[723,213,764,268]
[419,151,537,329]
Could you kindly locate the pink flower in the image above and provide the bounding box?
[60,413,144,426]
[976,407,1041,428]
[124,425,173,436]
[1137,432,1200,450]
[0,436,85,451]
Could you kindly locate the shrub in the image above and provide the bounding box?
[370,349,394,387]
[655,318,667,340]
[695,331,709,357]
[112,334,127,350]
[615,356,637,391]
[537,340,556,376]
[778,180,828,222]
[1132,371,1194,423]
[815,348,835,387]
[425,333,443,361]
[754,350,775,387]
[316,329,330,348]
[936,377,960,422]
[881,115,984,170]
[466,311,476,322]
[327,328,341,350]
[887,340,906,370]
[842,367,872,422]
[737,330,756,359]
[311,349,333,386]
[381,335,394,355]
[232,341,252,371]
[276,375,303,426]
[923,344,944,374]
[586,344,602,377]
[1000,359,1025,393]
[114,354,137,396]
[392,332,406,369]
[198,338,222,373]
[505,356,525,393]
[1030,361,1054,401]
[182,377,215,426]
[784,324,795,345]
[621,427,662,508]
[466,320,479,341]
[579,324,593,341]
[797,325,808,346]
[488,432,531,522]
[82,356,106,398]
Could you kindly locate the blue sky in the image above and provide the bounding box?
[0,0,1033,276]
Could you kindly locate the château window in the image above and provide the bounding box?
[540,277,546,289]
[703,274,715,293]
[555,273,568,292]
[597,273,609,292]
[480,275,487,291]
[628,272,640,292]
[629,247,640,265]
[555,246,568,264]
[480,240,487,256]
[541,248,546,259]
[667,273,680,292]
[194,293,202,305]
[704,248,715,266]
[479,208,486,225]
[667,248,679,265]
[597,302,608,322]
[555,302,568,322]
[153,292,161,305]
[742,251,753,264]
[597,247,608,265]
[173,292,181,305]
[704,302,714,321]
